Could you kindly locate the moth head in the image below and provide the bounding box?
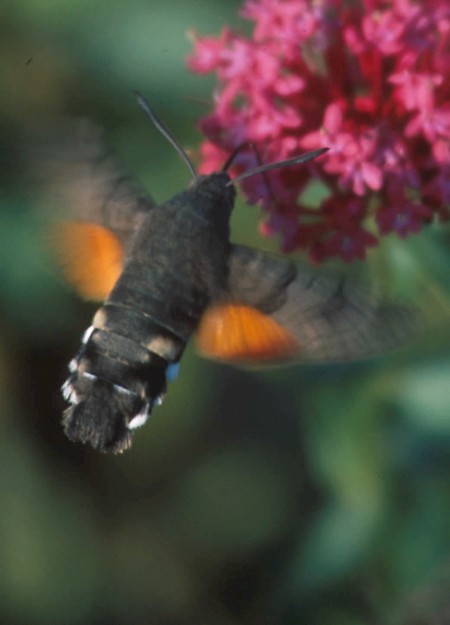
[188,172,237,221]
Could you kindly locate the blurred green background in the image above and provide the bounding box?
[1,1,449,624]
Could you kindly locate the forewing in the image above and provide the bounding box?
[32,118,155,248]
[196,244,420,364]
[31,119,156,299]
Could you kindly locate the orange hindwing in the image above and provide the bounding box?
[51,221,124,301]
[196,303,299,364]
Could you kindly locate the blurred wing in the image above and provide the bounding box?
[50,222,125,301]
[31,119,156,299]
[196,303,299,363]
[196,244,420,365]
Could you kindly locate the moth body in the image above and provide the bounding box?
[63,173,236,452]
[39,113,418,455]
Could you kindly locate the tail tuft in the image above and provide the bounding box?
[62,377,149,453]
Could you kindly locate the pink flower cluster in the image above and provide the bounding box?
[188,0,450,262]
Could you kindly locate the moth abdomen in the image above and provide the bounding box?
[63,378,142,453]
[62,304,183,453]
[107,278,206,344]
[94,303,186,361]
[61,198,228,452]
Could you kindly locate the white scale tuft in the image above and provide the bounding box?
[81,325,95,345]
[113,383,133,397]
[61,379,78,405]
[128,404,150,430]
[153,394,164,407]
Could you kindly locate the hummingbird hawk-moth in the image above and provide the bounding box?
[40,94,417,454]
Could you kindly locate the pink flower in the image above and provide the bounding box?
[377,202,433,237]
[187,0,450,262]
[311,226,378,263]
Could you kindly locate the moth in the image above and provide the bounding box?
[41,94,417,453]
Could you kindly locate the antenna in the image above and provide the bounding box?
[135,91,197,181]
[227,148,329,185]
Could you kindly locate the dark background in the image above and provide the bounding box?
[0,1,449,624]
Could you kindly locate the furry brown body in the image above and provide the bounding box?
[63,174,236,452]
